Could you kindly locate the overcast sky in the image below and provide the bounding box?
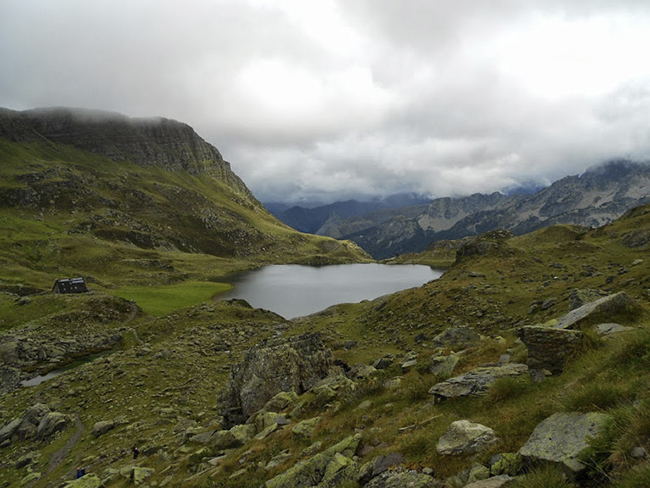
[2,1,650,204]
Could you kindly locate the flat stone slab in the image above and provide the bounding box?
[437,420,498,455]
[555,292,640,330]
[518,412,611,473]
[429,363,527,401]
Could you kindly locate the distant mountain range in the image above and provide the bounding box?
[269,160,650,259]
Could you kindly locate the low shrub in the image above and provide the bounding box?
[510,465,577,488]
[484,376,530,403]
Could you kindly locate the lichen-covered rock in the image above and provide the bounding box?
[437,420,499,455]
[63,474,103,487]
[429,353,460,377]
[37,412,71,439]
[518,412,611,473]
[490,453,523,476]
[229,423,256,444]
[429,363,527,401]
[517,326,582,375]
[365,470,444,488]
[92,420,116,438]
[292,417,322,439]
[464,476,514,488]
[432,327,480,349]
[265,434,361,488]
[358,452,405,485]
[219,333,332,426]
[263,390,299,412]
[0,418,21,447]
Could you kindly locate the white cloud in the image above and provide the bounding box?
[1,0,650,203]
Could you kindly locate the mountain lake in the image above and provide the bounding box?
[216,263,443,319]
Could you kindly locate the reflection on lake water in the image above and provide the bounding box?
[217,263,443,319]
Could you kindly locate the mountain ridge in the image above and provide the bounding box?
[306,160,650,258]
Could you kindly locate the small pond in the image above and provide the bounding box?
[216,263,443,319]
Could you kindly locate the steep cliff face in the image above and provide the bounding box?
[0,107,253,202]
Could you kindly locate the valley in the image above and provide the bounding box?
[1,108,649,488]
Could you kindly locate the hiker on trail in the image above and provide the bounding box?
[75,467,85,479]
[132,445,140,460]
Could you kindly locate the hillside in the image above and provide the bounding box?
[1,188,649,487]
[0,107,369,295]
[313,160,650,259]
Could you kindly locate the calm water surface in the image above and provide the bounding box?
[218,263,443,319]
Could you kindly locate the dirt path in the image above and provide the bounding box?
[47,413,84,476]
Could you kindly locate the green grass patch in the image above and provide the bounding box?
[112,281,232,316]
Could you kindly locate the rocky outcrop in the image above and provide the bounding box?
[264,434,361,488]
[517,326,583,376]
[437,420,499,455]
[429,363,528,402]
[219,333,333,426]
[518,412,611,473]
[0,404,71,448]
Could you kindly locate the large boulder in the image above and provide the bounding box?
[429,363,527,402]
[555,292,641,330]
[37,412,71,439]
[518,412,611,473]
[437,420,499,455]
[219,333,332,426]
[517,326,582,376]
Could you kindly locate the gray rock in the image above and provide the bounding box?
[518,412,611,473]
[437,420,498,455]
[92,420,116,438]
[0,418,21,446]
[432,327,481,349]
[292,417,322,439]
[37,412,70,439]
[517,326,582,375]
[490,453,523,476]
[358,452,405,484]
[263,390,299,412]
[348,363,377,379]
[595,323,634,336]
[383,377,403,389]
[373,355,395,370]
[265,449,292,470]
[401,359,418,372]
[429,363,528,401]
[208,429,241,450]
[62,474,103,487]
[464,475,514,488]
[568,289,604,311]
[429,354,459,377]
[219,333,332,426]
[555,292,641,330]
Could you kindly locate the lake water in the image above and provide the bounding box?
[217,263,443,319]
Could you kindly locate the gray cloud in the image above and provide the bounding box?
[1,0,649,203]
